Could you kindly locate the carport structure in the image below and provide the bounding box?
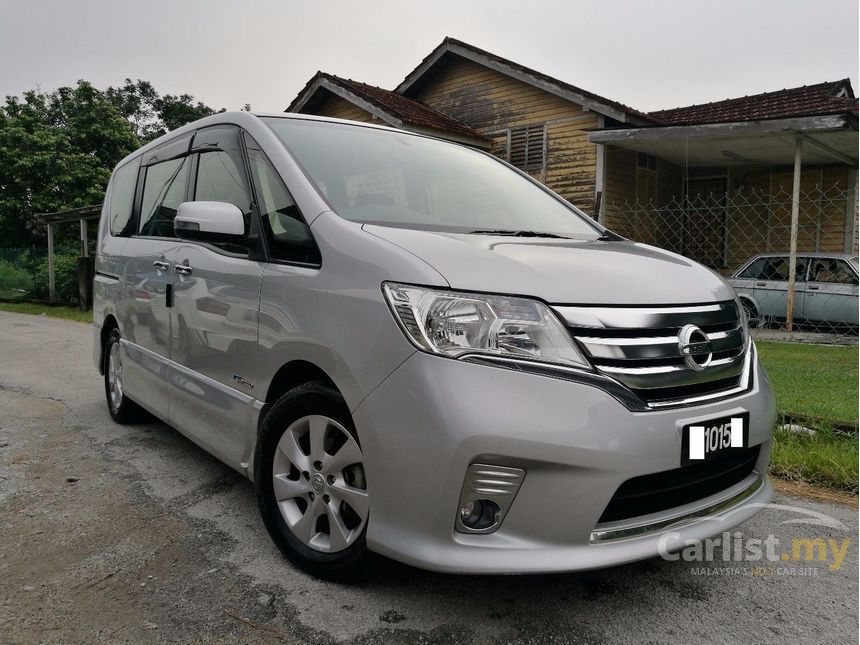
[35,204,101,304]
[588,81,858,330]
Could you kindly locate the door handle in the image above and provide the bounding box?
[175,264,193,276]
[755,282,766,287]
[807,285,819,291]
[153,260,170,271]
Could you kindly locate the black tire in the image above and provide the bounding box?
[103,329,147,424]
[740,299,761,329]
[254,381,370,580]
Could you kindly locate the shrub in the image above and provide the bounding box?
[31,253,80,304]
[0,259,33,295]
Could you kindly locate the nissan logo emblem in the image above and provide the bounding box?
[678,324,713,371]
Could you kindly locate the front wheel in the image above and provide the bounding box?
[254,382,370,579]
[740,299,761,329]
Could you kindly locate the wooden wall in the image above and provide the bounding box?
[729,166,853,256]
[310,93,386,125]
[413,57,601,214]
[603,152,856,271]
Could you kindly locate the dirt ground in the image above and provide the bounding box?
[1,311,858,644]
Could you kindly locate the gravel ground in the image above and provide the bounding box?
[0,311,857,644]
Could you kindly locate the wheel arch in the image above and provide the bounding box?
[737,293,760,317]
[258,360,341,429]
[98,314,120,375]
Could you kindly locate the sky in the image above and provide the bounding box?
[1,0,857,114]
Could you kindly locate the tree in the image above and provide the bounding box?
[154,93,223,135]
[104,79,160,141]
[0,81,139,245]
[105,79,224,142]
[0,78,228,248]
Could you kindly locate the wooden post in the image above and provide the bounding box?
[47,222,56,303]
[80,218,89,257]
[785,138,802,333]
[845,168,857,254]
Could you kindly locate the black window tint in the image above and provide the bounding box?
[739,257,806,281]
[794,258,809,281]
[244,134,320,265]
[109,159,139,236]
[139,157,191,236]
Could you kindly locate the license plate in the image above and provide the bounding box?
[681,412,749,466]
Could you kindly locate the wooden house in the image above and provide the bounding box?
[287,37,858,270]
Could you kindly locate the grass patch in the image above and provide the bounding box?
[770,426,858,493]
[757,341,858,428]
[0,302,92,323]
[757,341,858,493]
[0,259,32,294]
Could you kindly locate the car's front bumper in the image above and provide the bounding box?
[352,345,776,574]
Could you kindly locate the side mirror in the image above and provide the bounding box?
[174,201,245,243]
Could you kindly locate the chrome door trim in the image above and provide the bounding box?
[119,338,259,407]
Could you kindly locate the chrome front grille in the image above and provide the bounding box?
[554,301,749,407]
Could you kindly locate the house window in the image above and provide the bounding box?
[635,152,658,204]
[637,152,657,171]
[508,124,546,171]
[686,166,727,179]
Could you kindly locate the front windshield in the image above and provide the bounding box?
[262,117,601,238]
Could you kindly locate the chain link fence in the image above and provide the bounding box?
[605,182,859,341]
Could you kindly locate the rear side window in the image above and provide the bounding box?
[810,258,858,285]
[244,134,320,265]
[139,157,191,237]
[108,159,139,236]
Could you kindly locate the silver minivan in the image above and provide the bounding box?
[94,112,776,578]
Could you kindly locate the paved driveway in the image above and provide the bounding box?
[0,311,857,644]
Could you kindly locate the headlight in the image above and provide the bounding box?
[382,283,591,370]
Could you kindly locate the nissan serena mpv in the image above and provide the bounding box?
[93,112,775,578]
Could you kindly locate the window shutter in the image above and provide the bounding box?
[508,124,546,171]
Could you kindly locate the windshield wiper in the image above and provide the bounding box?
[468,229,572,239]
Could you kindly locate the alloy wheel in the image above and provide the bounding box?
[272,415,368,553]
[741,301,761,328]
[107,342,123,412]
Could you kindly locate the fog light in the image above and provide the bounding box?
[455,464,525,534]
[459,499,500,530]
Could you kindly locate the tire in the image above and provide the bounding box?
[103,329,147,424]
[254,381,370,580]
[740,299,761,329]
